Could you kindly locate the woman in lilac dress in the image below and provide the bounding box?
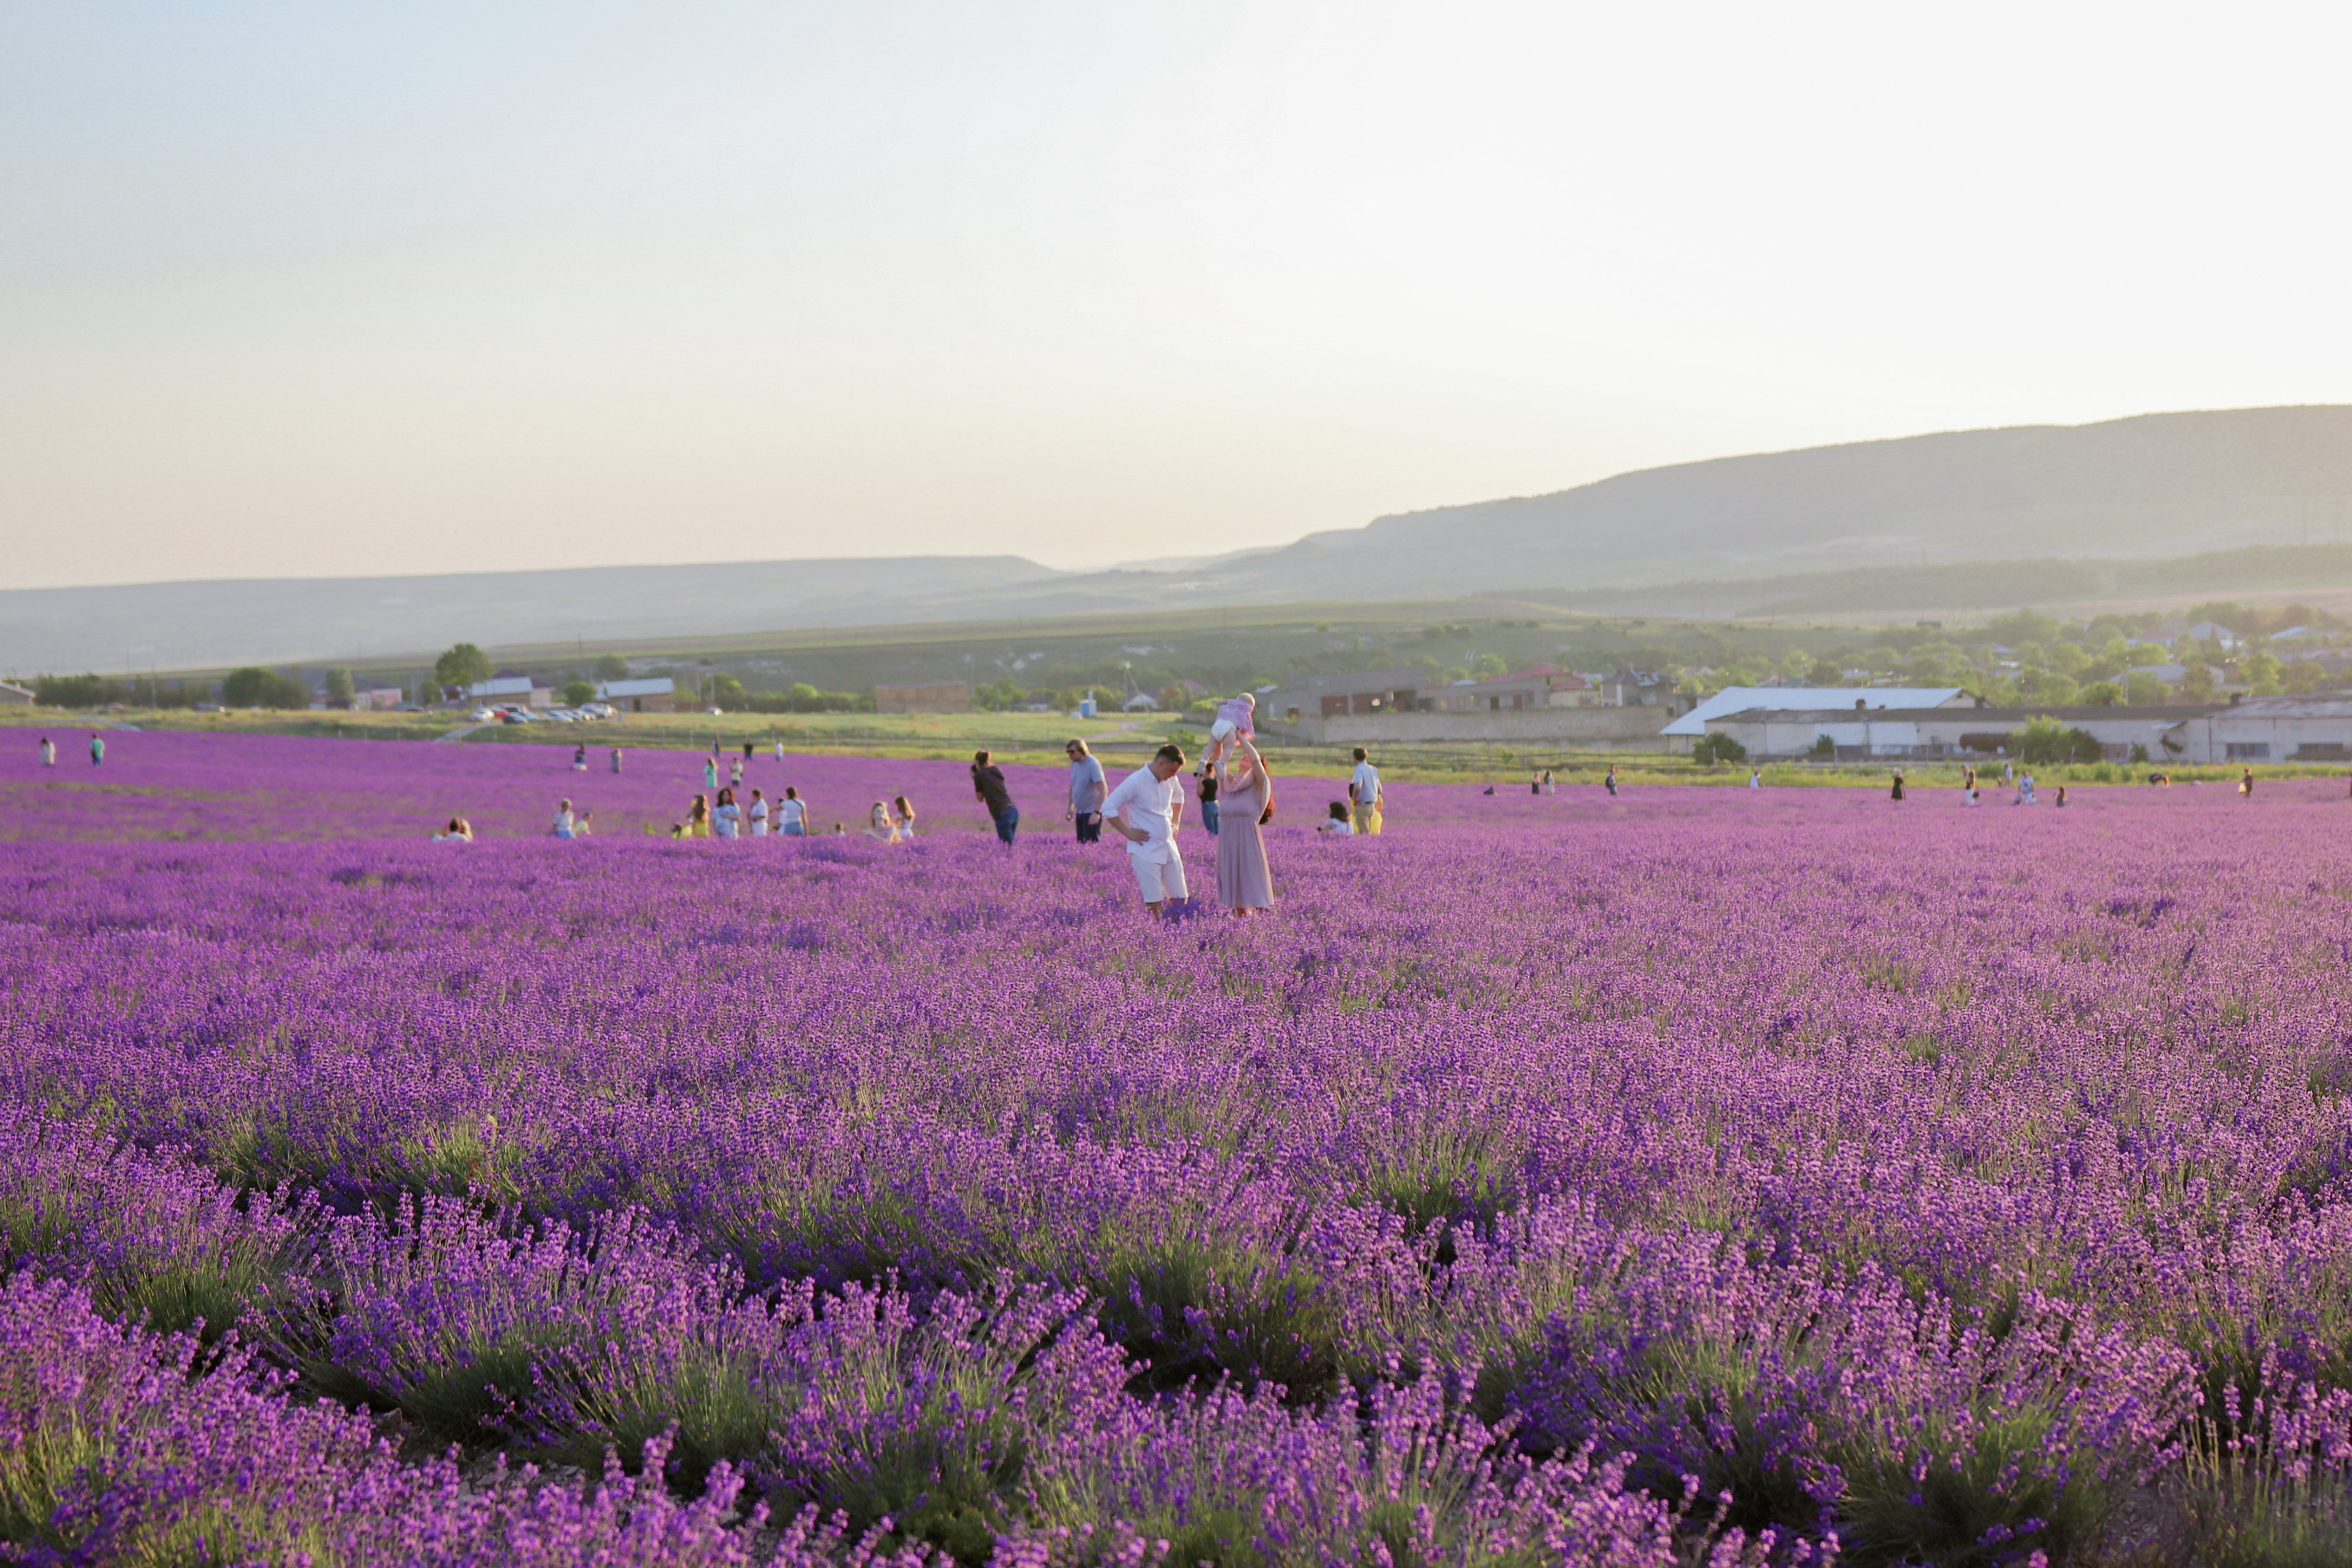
[1214,736,1276,917]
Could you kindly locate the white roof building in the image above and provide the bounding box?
[1664,686,1971,737]
[596,677,675,700]
[466,675,535,699]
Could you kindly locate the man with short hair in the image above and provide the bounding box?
[1065,738,1107,843]
[971,750,1019,844]
[1102,743,1189,916]
[1347,747,1381,835]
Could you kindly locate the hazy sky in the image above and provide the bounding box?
[6,2,2350,590]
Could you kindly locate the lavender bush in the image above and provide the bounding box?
[6,731,2352,1562]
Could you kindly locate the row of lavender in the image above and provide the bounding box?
[8,739,2352,1562]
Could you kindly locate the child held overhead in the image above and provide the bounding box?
[1205,692,1257,763]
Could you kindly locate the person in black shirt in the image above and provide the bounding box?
[971,750,1019,844]
[1197,766,1221,836]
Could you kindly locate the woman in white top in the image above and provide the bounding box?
[1318,801,1353,834]
[39,737,55,766]
[713,786,741,838]
[777,787,807,835]
[551,799,576,839]
[433,816,473,843]
[748,789,770,835]
[864,801,900,842]
[893,795,917,838]
[729,758,744,789]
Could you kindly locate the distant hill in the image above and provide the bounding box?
[0,557,1061,676]
[9,406,2352,672]
[1192,405,2352,602]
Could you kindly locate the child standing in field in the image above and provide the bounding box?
[1197,766,1221,835]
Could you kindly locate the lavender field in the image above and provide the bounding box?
[7,733,2352,1564]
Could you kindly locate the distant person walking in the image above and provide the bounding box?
[972,750,1019,845]
[1890,769,1905,802]
[1543,769,1555,795]
[778,786,807,836]
[1066,739,1106,843]
[893,795,917,838]
[748,788,770,836]
[713,786,741,838]
[573,743,587,772]
[1348,749,1383,835]
[1213,735,1275,917]
[1603,763,1617,798]
[2240,766,2255,799]
[743,741,754,763]
[38,737,54,766]
[1104,744,1189,916]
[88,732,104,766]
[1749,768,1762,790]
[703,757,718,790]
[610,747,623,773]
[551,799,576,839]
[729,757,744,789]
[773,740,784,765]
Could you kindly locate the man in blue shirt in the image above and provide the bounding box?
[1066,738,1107,843]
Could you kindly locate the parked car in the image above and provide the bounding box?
[470,708,495,722]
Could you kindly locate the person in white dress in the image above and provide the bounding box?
[1102,744,1189,916]
[713,787,741,838]
[39,737,55,766]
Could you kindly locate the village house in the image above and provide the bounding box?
[1700,701,2219,761]
[1429,664,1602,713]
[595,676,676,713]
[0,680,34,707]
[873,681,972,714]
[1666,685,1975,742]
[2154,695,2352,763]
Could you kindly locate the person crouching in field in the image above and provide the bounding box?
[972,751,1019,845]
[1103,744,1188,917]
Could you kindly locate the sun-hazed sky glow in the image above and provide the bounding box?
[5,1,2350,590]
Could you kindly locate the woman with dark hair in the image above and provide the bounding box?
[1213,734,1275,917]
[1319,801,1353,834]
[1890,769,1904,802]
[685,794,711,838]
[713,787,741,838]
[893,795,918,838]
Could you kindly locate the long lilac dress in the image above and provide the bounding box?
[1214,769,1275,910]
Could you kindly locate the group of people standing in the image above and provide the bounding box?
[36,734,105,766]
[1071,731,1278,919]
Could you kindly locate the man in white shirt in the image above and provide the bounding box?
[1348,748,1382,835]
[1102,744,1190,916]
